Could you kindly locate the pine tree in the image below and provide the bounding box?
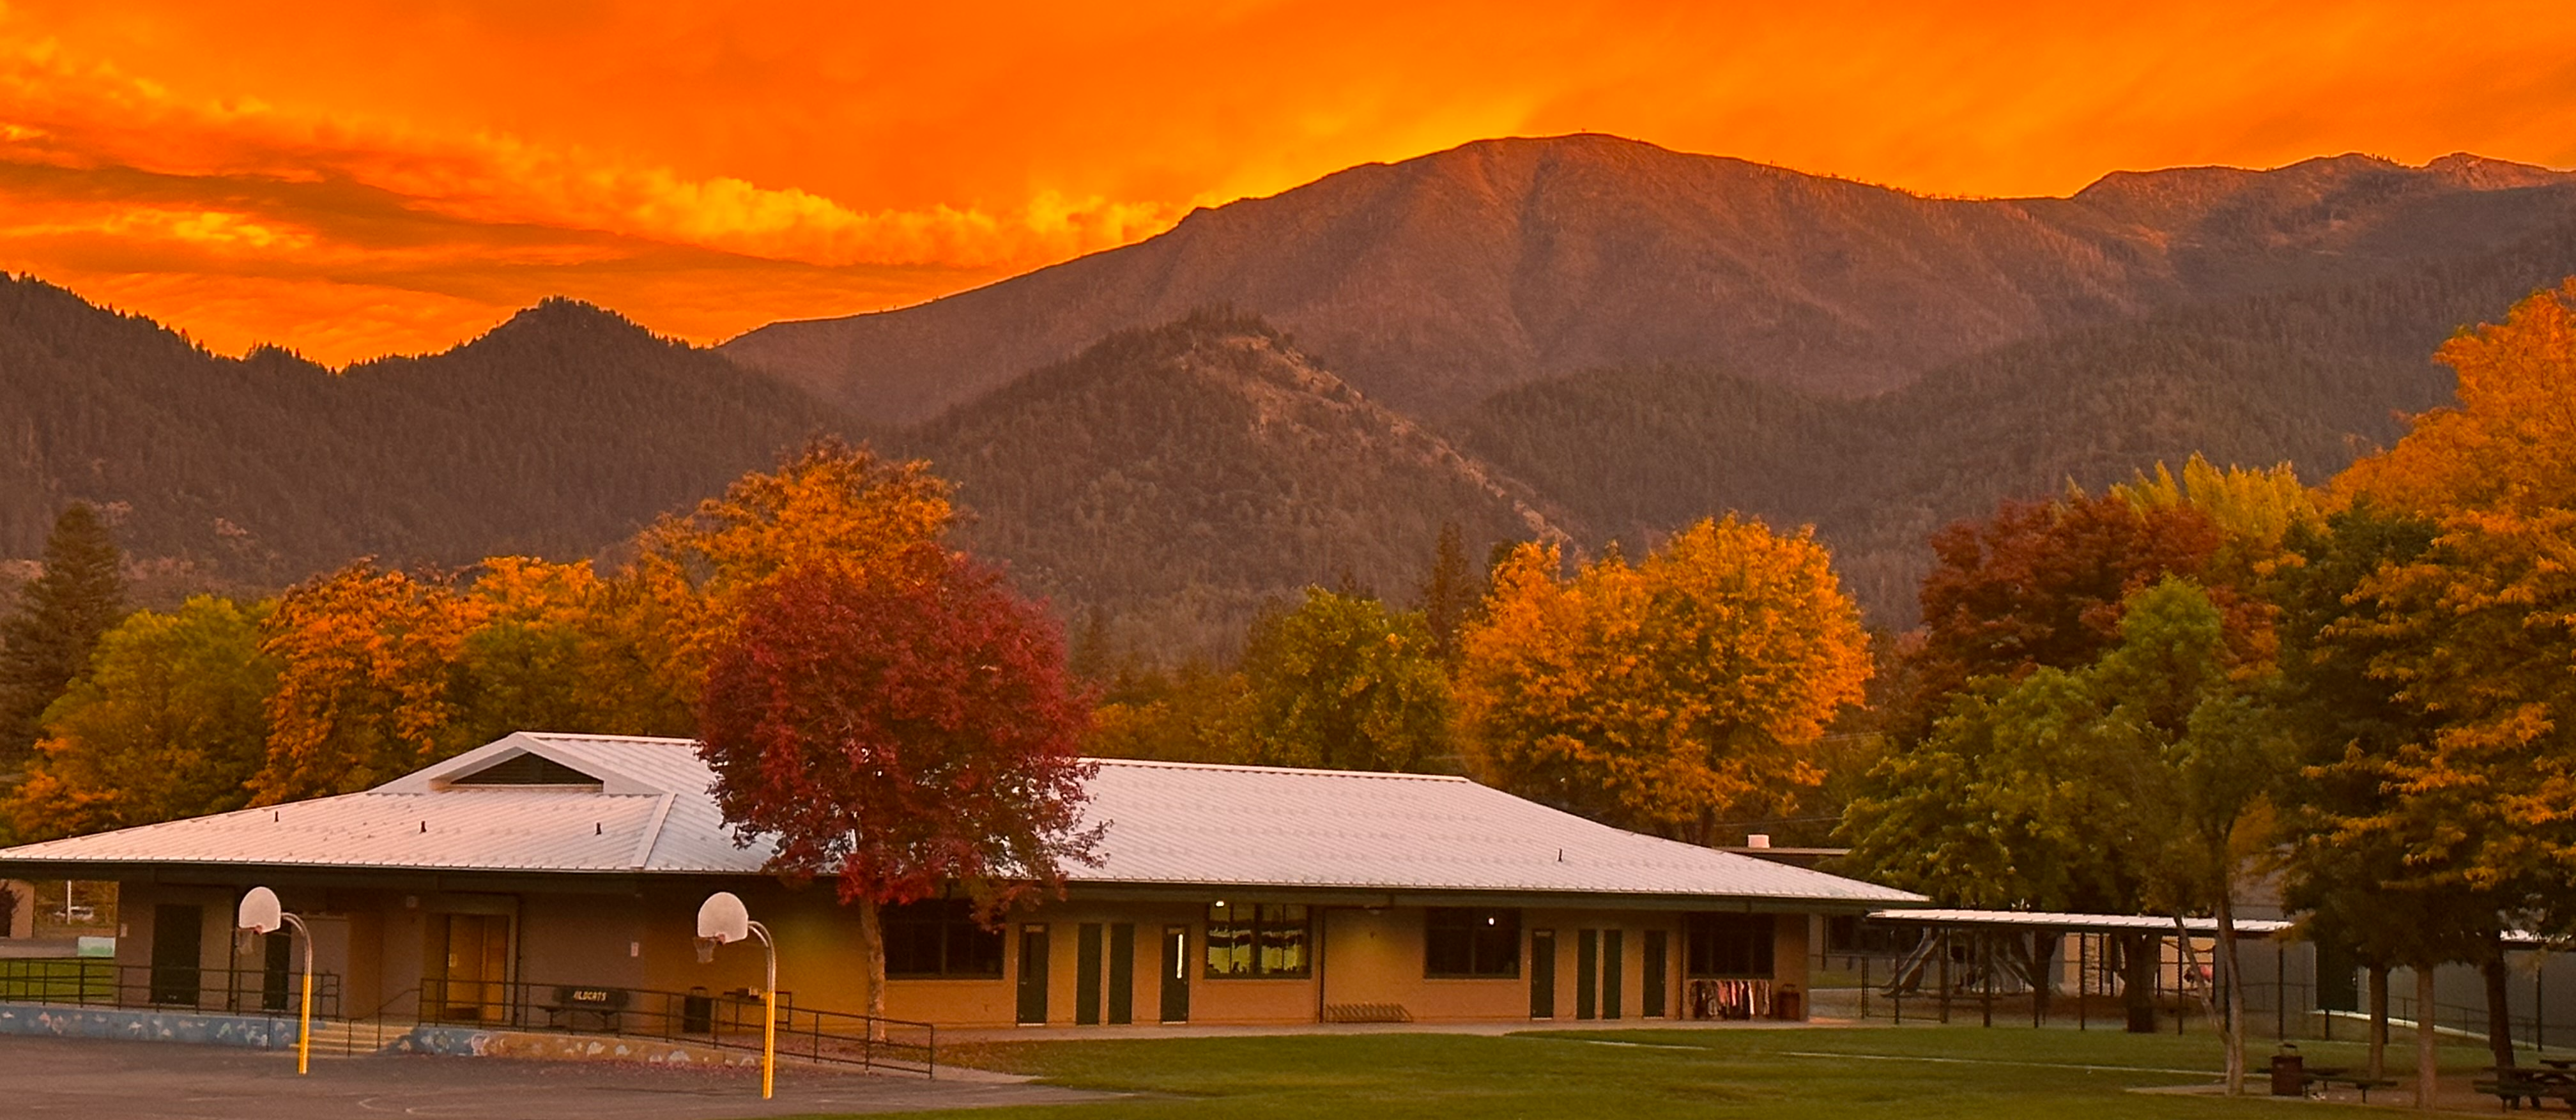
[1417,521,1478,663]
[0,503,126,771]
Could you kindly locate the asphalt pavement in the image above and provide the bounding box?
[0,1034,1112,1119]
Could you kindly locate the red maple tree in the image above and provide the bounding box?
[697,544,1098,1020]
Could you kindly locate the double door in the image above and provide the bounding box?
[1015,922,1190,1025]
[434,913,512,1022]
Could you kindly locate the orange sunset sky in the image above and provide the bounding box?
[4,0,2573,365]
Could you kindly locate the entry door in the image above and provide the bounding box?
[149,904,203,1006]
[1158,925,1190,1023]
[260,930,293,1012]
[1016,924,1050,1024]
[1601,929,1625,1020]
[1643,930,1669,1018]
[1575,929,1598,1020]
[1108,924,1136,1025]
[1529,930,1556,1019]
[440,914,512,1022]
[1076,923,1104,1025]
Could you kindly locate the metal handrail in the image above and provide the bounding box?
[413,976,936,1077]
[0,958,342,1021]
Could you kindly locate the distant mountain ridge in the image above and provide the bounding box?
[721,134,2576,424]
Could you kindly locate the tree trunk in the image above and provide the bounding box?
[858,894,887,1041]
[2032,932,2062,1018]
[2120,932,2159,1033]
[2485,937,2515,1070]
[2217,891,2245,1094]
[2368,962,2391,1080]
[2417,963,2440,1110]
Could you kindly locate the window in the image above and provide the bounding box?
[1685,913,1774,978]
[1425,907,1521,978]
[882,900,1004,978]
[1204,902,1309,978]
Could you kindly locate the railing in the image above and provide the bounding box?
[0,957,341,1022]
[414,977,937,1077]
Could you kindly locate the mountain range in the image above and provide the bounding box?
[724,134,2575,422]
[6,134,2575,644]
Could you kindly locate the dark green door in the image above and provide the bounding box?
[150,904,202,1006]
[1158,925,1190,1023]
[1108,924,1135,1025]
[1602,929,1625,1020]
[260,930,292,1012]
[1016,925,1050,1025]
[1076,923,1103,1025]
[1575,929,1598,1020]
[1643,930,1668,1018]
[1529,930,1556,1018]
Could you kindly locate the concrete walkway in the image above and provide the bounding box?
[939,1015,1854,1044]
[0,1034,1115,1119]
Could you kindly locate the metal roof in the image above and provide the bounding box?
[1866,908,2294,935]
[0,733,1921,906]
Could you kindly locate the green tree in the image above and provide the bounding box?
[0,503,126,771]
[1846,578,2294,1074]
[1238,588,1452,772]
[4,596,276,840]
[1416,521,1481,663]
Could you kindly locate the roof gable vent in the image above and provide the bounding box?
[446,752,602,788]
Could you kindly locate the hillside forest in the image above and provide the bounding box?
[7,277,2576,1087]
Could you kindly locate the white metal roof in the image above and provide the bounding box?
[1866,909,2293,935]
[0,733,1920,906]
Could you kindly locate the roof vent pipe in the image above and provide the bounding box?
[1747,834,1771,848]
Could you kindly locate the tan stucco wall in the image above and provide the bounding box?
[95,876,1835,1029]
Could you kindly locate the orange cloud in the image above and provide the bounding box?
[0,0,2569,364]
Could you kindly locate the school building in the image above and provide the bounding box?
[0,732,1922,1029]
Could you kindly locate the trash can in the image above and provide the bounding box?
[1774,985,1803,1022]
[2269,1043,2305,1097]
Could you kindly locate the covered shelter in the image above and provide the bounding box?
[1863,907,2293,1031]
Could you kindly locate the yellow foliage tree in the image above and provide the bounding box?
[1457,517,1872,843]
[250,562,486,802]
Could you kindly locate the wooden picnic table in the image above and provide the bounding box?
[2476,1065,2576,1110]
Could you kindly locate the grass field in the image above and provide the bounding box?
[0,957,114,1003]
[856,1025,2503,1120]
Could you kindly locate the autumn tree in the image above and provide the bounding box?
[615,440,952,735]
[1457,517,1871,843]
[1894,490,2245,742]
[1846,578,2293,1069]
[698,546,1098,1024]
[2304,281,2576,1093]
[4,596,277,840]
[250,562,484,802]
[1087,659,1256,764]
[0,503,126,771]
[1238,588,1452,772]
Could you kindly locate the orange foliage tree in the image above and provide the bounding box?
[1456,516,1871,843]
[250,562,485,802]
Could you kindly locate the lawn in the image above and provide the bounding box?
[0,957,114,1004]
[831,1025,2499,1120]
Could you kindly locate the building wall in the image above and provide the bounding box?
[99,875,1834,1029]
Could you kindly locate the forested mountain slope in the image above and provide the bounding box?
[0,278,852,583]
[724,134,2575,424]
[899,311,1572,652]
[1464,215,2576,619]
